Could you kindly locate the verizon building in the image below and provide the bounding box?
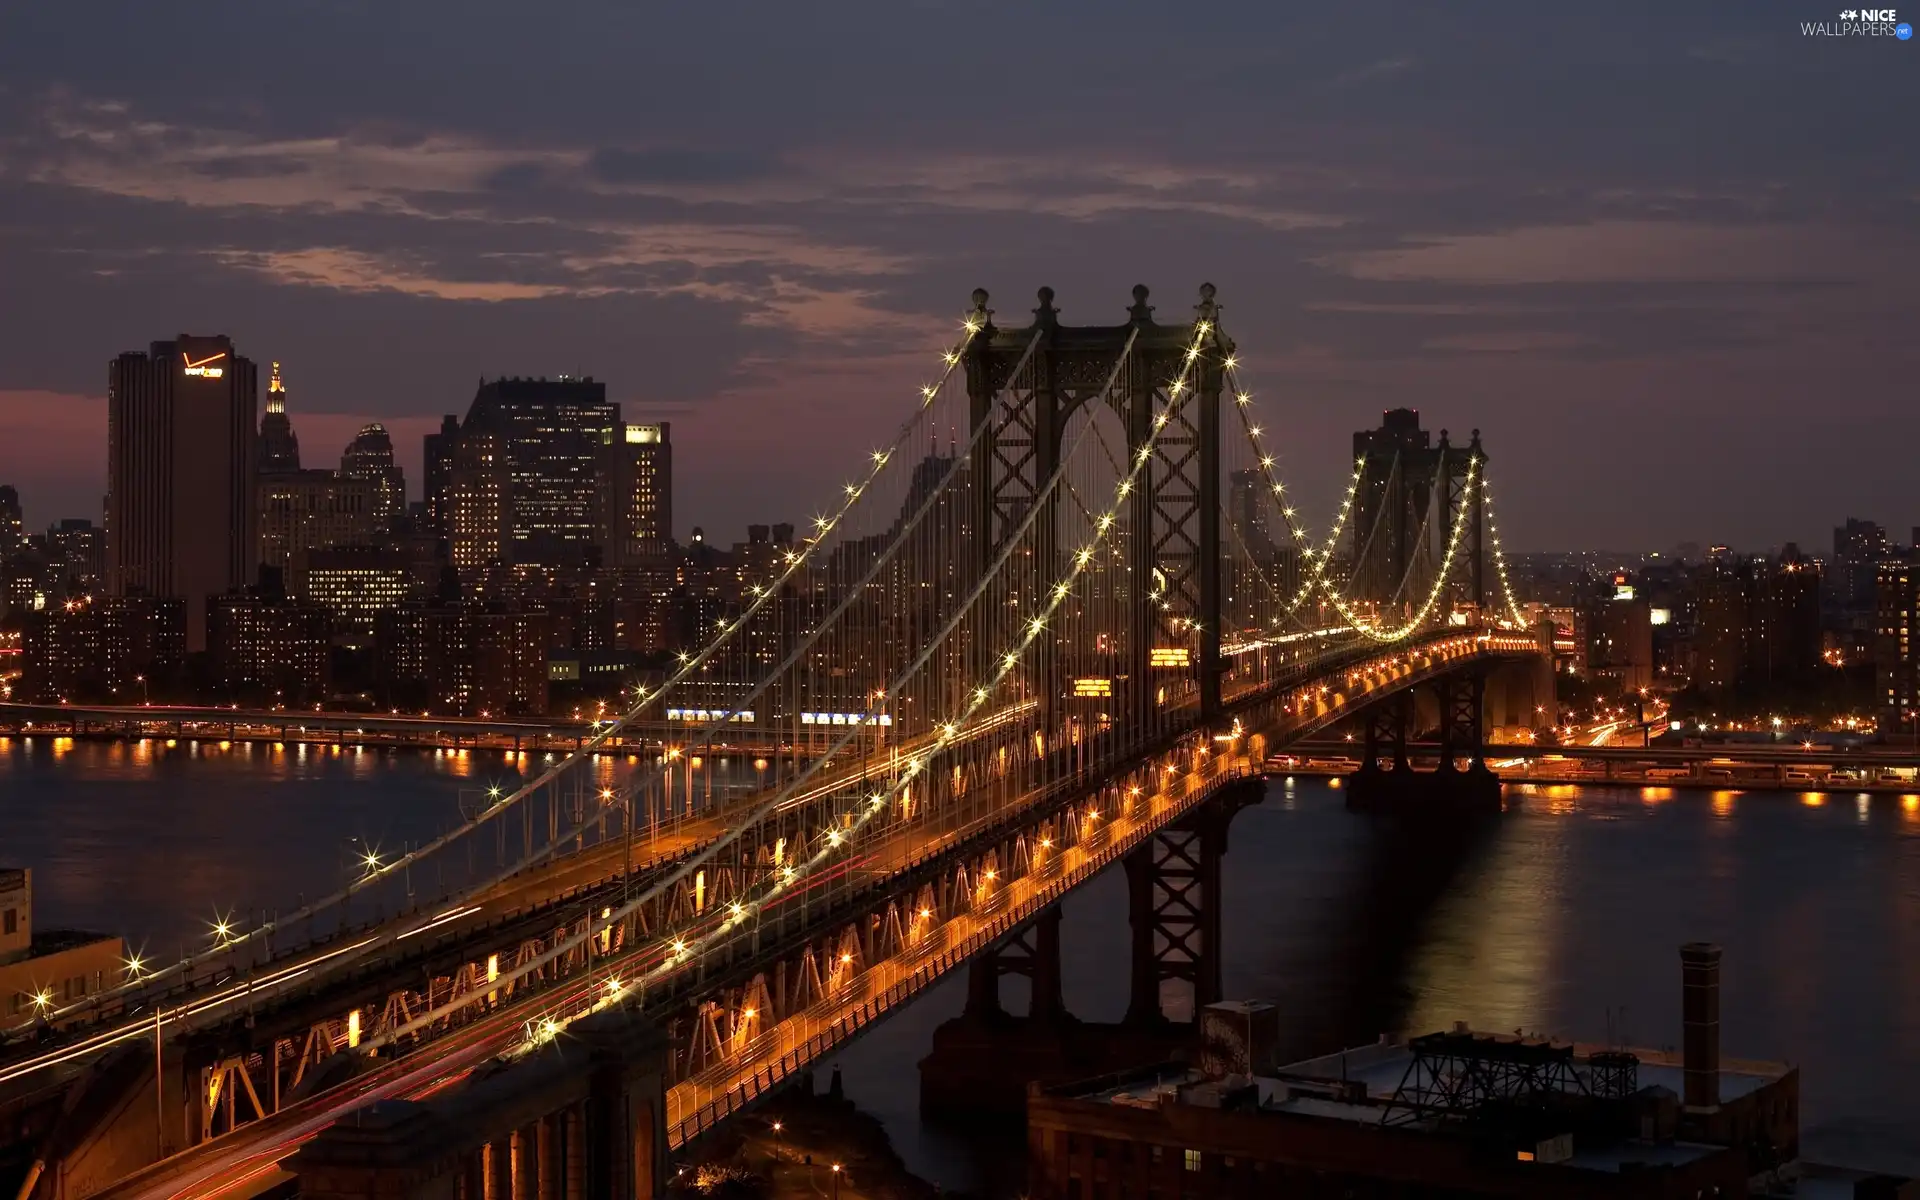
[106,335,259,650]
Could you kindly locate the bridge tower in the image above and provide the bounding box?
[962,285,1234,730]
[1351,409,1438,612]
[1451,428,1489,610]
[1349,415,1492,618]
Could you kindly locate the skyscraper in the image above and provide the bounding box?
[106,335,258,651]
[1751,543,1822,687]
[1691,553,1748,692]
[1592,580,1655,692]
[44,519,104,595]
[445,416,511,570]
[257,361,301,472]
[463,376,620,563]
[1689,547,1823,693]
[0,485,23,555]
[1227,468,1276,560]
[422,414,462,534]
[340,423,406,526]
[1877,557,1920,739]
[1830,518,1889,620]
[256,470,379,586]
[601,422,673,564]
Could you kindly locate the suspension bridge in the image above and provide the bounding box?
[0,284,1549,1200]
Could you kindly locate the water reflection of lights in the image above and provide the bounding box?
[1404,812,1565,1035]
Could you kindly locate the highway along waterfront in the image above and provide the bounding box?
[7,737,1920,1189]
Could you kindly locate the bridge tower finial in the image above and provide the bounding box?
[970,288,990,322]
[1470,428,1484,458]
[1128,284,1153,324]
[1034,286,1058,328]
[1195,282,1218,328]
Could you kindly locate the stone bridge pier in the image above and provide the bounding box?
[917,777,1264,1120]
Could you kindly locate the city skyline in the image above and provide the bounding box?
[1,2,1916,550]
[10,8,1920,1196]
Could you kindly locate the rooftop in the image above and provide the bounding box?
[1058,1028,1792,1178]
[29,929,118,957]
[1275,1032,1785,1107]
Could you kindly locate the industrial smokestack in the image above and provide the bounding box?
[1680,942,1721,1109]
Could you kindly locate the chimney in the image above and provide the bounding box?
[1680,942,1721,1109]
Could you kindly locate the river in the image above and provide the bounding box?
[6,737,1919,1187]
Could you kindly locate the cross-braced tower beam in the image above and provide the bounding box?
[1121,780,1262,1026]
[1434,670,1487,773]
[962,285,1233,735]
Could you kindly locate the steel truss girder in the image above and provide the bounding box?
[651,763,1158,1083]
[154,632,1520,1155]
[1380,1035,1591,1127]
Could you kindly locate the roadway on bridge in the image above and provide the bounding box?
[661,740,1259,1140]
[0,714,972,1088]
[657,638,1528,1136]
[71,634,1532,1199]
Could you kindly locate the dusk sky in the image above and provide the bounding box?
[1,1,1914,552]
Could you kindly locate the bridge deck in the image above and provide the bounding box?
[71,633,1540,1200]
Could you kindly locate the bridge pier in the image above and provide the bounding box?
[962,904,1066,1024]
[1124,798,1226,1026]
[1349,691,1421,813]
[1347,672,1501,816]
[919,780,1260,1122]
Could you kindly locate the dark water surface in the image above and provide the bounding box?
[7,738,1919,1188]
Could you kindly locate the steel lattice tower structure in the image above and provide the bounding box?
[1351,412,1489,615]
[962,284,1233,730]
